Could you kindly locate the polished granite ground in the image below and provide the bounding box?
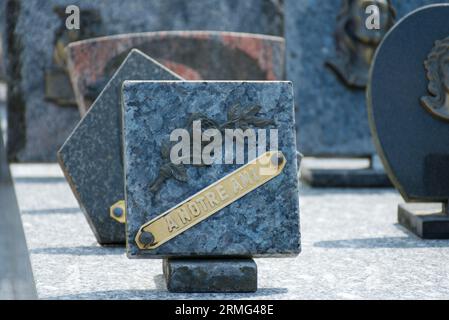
[9,163,449,300]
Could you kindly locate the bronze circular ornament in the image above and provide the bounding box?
[421,36,449,121]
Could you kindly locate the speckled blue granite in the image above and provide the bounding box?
[123,81,300,258]
[58,50,182,245]
[285,0,448,157]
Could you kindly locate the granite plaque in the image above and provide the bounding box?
[66,31,286,115]
[123,81,300,258]
[368,4,449,238]
[58,50,182,245]
[5,0,283,162]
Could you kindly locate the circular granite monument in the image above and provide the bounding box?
[368,4,449,238]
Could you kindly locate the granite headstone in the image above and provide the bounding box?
[66,31,286,115]
[123,81,300,258]
[123,81,300,292]
[58,49,182,245]
[5,0,284,162]
[285,0,448,187]
[368,4,449,239]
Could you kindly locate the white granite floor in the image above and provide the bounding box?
[9,163,449,300]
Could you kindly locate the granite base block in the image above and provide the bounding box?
[301,167,392,188]
[398,204,449,240]
[163,258,257,293]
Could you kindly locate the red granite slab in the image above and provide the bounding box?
[66,31,285,115]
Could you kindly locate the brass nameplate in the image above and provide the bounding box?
[135,151,286,250]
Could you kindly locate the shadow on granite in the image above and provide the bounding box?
[45,287,288,300]
[29,246,125,256]
[301,188,396,196]
[21,207,80,215]
[314,236,449,249]
[153,274,166,291]
[13,177,66,184]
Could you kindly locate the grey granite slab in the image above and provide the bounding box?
[285,0,448,157]
[123,81,300,258]
[5,0,283,162]
[58,50,182,245]
[163,258,257,293]
[0,123,37,299]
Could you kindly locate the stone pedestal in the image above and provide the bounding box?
[163,258,257,293]
[301,156,392,188]
[398,203,449,240]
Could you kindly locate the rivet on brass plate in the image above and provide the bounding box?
[110,200,126,224]
[135,151,287,250]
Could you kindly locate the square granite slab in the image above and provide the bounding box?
[58,50,182,245]
[285,0,447,157]
[123,81,300,258]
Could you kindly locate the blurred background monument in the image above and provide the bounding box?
[4,0,283,162]
[285,0,447,187]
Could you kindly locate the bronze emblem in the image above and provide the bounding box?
[149,104,276,193]
[326,0,396,89]
[45,7,104,107]
[421,37,449,121]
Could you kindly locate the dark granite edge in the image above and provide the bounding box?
[56,151,104,244]
[5,0,26,162]
[127,252,300,260]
